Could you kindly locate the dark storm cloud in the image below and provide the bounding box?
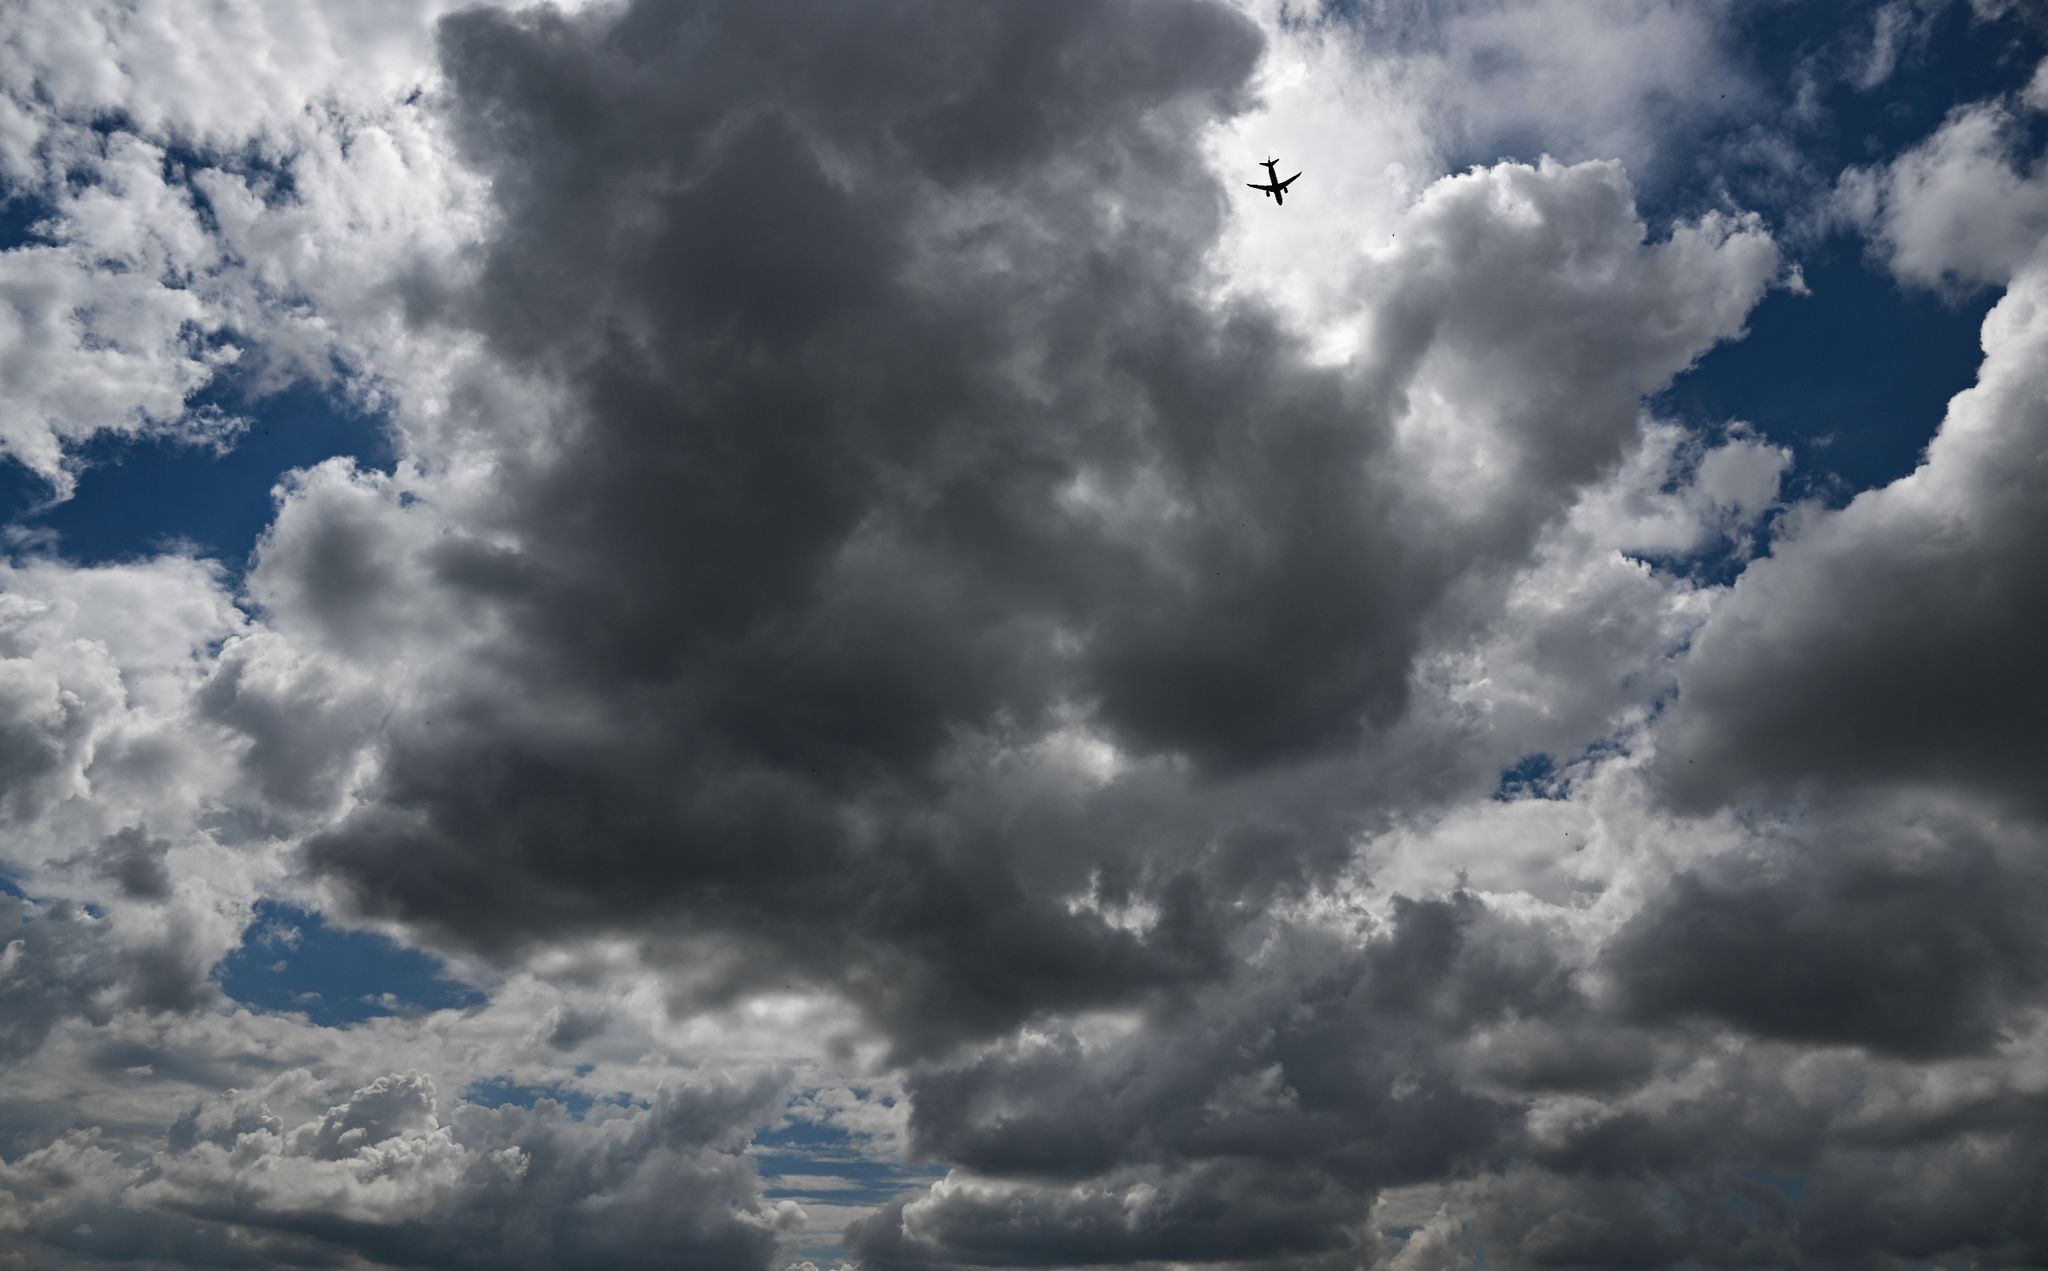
[851,854,2048,1269]
[1502,1070,2048,1270]
[294,0,1442,1055]
[308,709,1241,1056]
[1452,1166,1805,1271]
[13,3,2047,1270]
[1606,827,2048,1058]
[849,894,1563,1265]
[848,1162,1367,1271]
[420,0,1420,778]
[271,0,1778,1080]
[1795,1132,2048,1270]
[123,0,1815,1264]
[1654,244,2048,819]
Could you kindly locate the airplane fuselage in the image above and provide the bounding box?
[1249,158,1300,207]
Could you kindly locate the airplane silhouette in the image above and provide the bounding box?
[1248,157,1301,206]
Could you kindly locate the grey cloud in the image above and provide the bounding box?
[0,889,229,1067]
[1606,827,2048,1058]
[112,906,225,1015]
[849,842,2048,1270]
[0,1068,795,1271]
[323,768,1234,1058]
[532,1002,609,1051]
[1796,1132,2048,1269]
[0,895,117,1064]
[849,1163,1367,1271]
[0,642,109,825]
[18,1,1978,1268]
[1396,1068,2048,1271]
[196,630,389,825]
[139,4,1805,1261]
[269,0,1779,1079]
[85,826,174,901]
[1656,236,2048,818]
[1461,1166,1798,1271]
[298,0,1347,1045]
[851,894,1561,1265]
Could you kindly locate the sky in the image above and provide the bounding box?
[2,1,2047,1268]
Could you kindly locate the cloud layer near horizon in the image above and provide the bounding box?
[4,1,2048,1268]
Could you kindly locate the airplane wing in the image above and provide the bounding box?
[1248,182,1269,190]
[1279,172,1301,189]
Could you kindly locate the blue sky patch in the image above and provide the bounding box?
[461,1077,633,1119]
[0,380,392,572]
[215,899,483,1028]
[1659,243,1996,504]
[754,1113,944,1266]
[1735,0,2044,163]
[754,1115,940,1208]
[1494,752,1564,802]
[0,192,53,249]
[1649,0,2034,515]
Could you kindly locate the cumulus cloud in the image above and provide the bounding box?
[0,0,503,495]
[0,132,242,493]
[1839,94,2048,292]
[0,1067,793,1269]
[273,4,1775,1080]
[0,554,246,847]
[848,893,1566,1265]
[1657,235,2048,815]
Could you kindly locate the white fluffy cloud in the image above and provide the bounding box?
[1840,90,2048,292]
[0,0,502,492]
[0,133,240,493]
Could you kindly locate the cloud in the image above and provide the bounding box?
[0,554,245,845]
[1606,810,2048,1058]
[0,131,242,494]
[0,1067,793,1270]
[0,0,508,495]
[844,892,1603,1265]
[1848,1,1936,91]
[80,827,172,901]
[1656,235,2048,816]
[0,895,119,1064]
[1839,95,2048,293]
[9,1,2048,1268]
[1261,0,1756,174]
[262,2,1775,1081]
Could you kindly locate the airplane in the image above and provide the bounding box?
[1248,157,1301,206]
